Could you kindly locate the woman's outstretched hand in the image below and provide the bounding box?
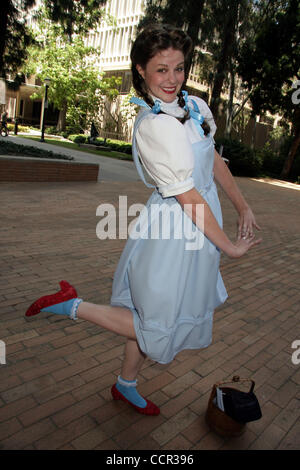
[226,206,262,258]
[237,206,261,240]
[229,232,262,258]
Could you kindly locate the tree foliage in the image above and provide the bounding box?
[40,0,108,41]
[238,0,300,177]
[140,0,300,177]
[0,0,36,78]
[202,0,253,120]
[139,0,253,120]
[25,13,121,132]
[0,0,110,78]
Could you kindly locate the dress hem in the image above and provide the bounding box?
[150,342,213,365]
[111,297,216,364]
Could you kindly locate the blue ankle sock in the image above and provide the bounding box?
[116,376,147,408]
[41,298,82,320]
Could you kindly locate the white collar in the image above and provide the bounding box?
[150,95,186,118]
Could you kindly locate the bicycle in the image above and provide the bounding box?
[0,123,9,137]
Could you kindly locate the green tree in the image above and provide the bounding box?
[0,0,111,78]
[25,18,120,132]
[202,0,255,124]
[41,0,108,42]
[238,0,300,178]
[0,0,36,78]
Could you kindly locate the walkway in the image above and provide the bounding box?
[0,161,299,450]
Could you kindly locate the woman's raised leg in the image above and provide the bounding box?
[24,282,160,415]
[77,302,136,340]
[25,280,136,340]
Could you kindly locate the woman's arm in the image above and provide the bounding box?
[176,188,261,258]
[213,150,261,239]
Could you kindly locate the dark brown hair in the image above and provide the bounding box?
[130,23,210,134]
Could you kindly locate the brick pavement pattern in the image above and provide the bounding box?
[0,177,299,450]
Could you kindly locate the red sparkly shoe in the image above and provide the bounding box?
[25,280,78,317]
[111,383,160,416]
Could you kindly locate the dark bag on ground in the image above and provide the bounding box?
[221,382,262,423]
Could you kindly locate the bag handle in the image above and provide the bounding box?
[214,376,255,393]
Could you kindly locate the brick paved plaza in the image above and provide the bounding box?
[0,176,299,450]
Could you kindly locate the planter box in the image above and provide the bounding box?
[0,156,99,182]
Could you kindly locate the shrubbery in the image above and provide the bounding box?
[256,143,285,177]
[67,134,133,156]
[68,134,87,145]
[102,138,132,155]
[7,123,31,133]
[45,125,82,139]
[215,136,299,182]
[215,137,263,177]
[0,140,73,160]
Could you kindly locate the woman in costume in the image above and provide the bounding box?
[25,24,261,416]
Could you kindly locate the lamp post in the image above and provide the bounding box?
[40,78,51,142]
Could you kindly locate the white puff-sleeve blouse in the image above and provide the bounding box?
[136,113,195,198]
[135,95,216,198]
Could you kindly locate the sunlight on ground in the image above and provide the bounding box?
[251,178,300,191]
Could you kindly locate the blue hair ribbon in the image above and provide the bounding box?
[151,100,161,114]
[130,92,205,136]
[182,91,205,137]
[130,96,150,108]
[130,96,161,114]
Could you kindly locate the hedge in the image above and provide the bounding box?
[68,134,133,155]
[68,134,88,145]
[215,137,263,177]
[7,123,31,133]
[0,140,73,160]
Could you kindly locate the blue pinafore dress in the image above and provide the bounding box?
[110,94,228,364]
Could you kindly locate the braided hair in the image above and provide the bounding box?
[130,23,210,135]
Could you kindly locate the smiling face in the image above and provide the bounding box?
[136,48,185,103]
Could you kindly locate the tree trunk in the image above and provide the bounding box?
[251,115,259,149]
[280,130,300,179]
[209,1,239,120]
[56,101,67,131]
[0,0,9,77]
[185,0,205,80]
[225,64,235,138]
[232,91,251,120]
[280,107,300,179]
